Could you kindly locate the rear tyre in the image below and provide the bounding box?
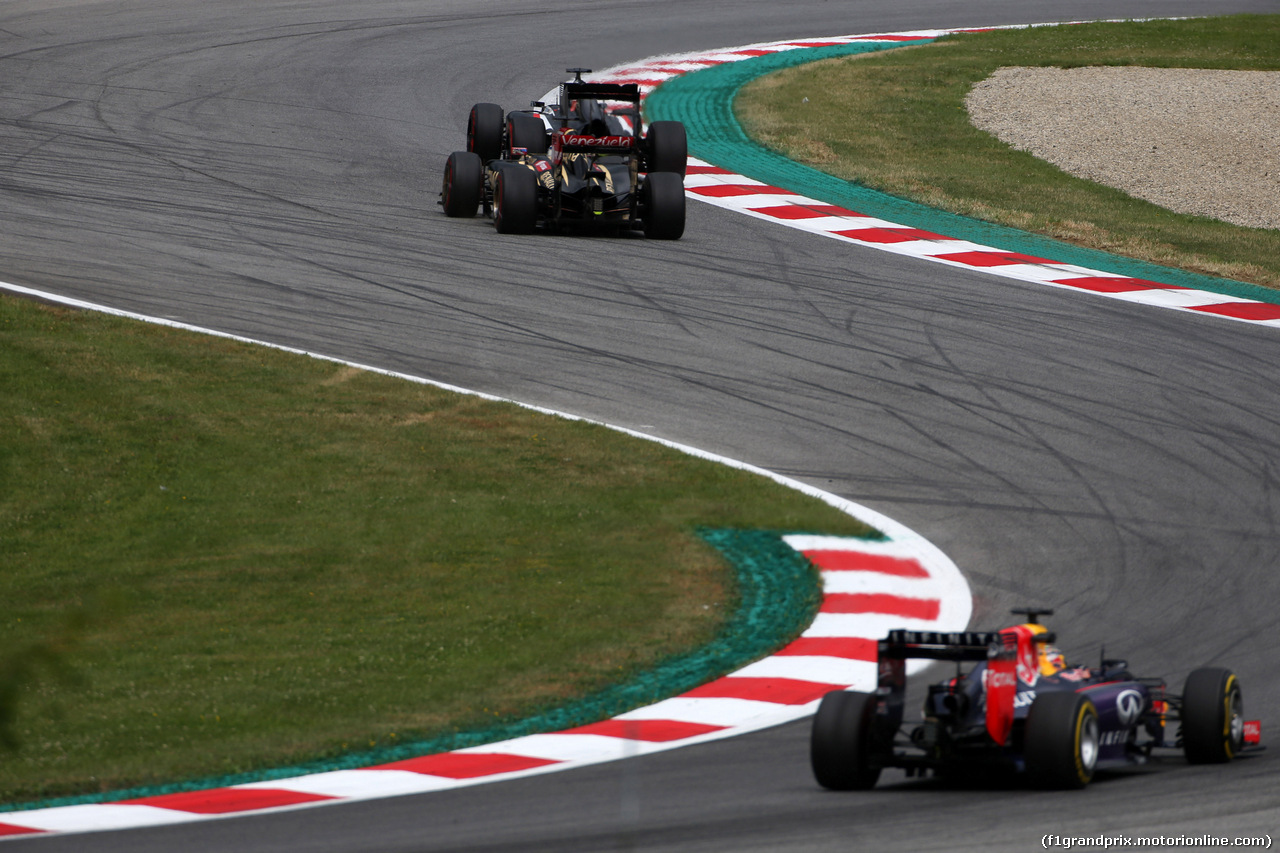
[641,172,685,240]
[1024,691,1099,789]
[1182,667,1244,764]
[467,103,504,163]
[441,151,483,218]
[494,167,538,235]
[811,690,883,790]
[506,111,549,155]
[645,120,687,176]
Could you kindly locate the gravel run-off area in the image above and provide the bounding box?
[965,66,1280,231]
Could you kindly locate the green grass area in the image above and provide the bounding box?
[0,294,873,804]
[735,14,1280,288]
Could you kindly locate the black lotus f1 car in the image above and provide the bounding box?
[441,69,687,239]
[811,608,1261,790]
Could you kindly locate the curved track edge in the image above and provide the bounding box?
[621,26,1280,325]
[0,280,971,839]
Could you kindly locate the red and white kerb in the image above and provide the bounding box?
[0,532,970,839]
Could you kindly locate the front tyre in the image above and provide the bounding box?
[441,152,483,218]
[810,690,883,790]
[1182,667,1244,764]
[645,120,687,176]
[641,172,685,240]
[1024,691,1099,789]
[494,167,538,235]
[467,103,504,163]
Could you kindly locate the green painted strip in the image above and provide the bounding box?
[1,527,839,813]
[644,41,1279,305]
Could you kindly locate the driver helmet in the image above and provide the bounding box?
[1021,622,1067,676]
[1040,644,1067,676]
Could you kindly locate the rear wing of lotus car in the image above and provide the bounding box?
[877,628,1049,746]
[547,80,643,158]
[559,81,641,110]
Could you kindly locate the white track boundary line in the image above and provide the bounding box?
[0,276,971,839]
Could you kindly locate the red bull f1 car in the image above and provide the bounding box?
[441,69,687,239]
[811,608,1262,790]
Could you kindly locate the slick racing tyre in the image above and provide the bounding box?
[467,102,504,163]
[1024,691,1100,789]
[441,151,483,218]
[641,172,685,240]
[506,111,549,155]
[494,166,538,235]
[645,120,687,176]
[810,690,884,790]
[1181,667,1244,763]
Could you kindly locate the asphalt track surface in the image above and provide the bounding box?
[4,0,1280,850]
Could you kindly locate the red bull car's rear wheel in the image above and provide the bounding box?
[1024,691,1099,789]
[811,690,883,790]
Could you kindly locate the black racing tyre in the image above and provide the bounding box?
[506,111,549,155]
[441,151,483,218]
[641,171,685,240]
[1182,667,1244,764]
[1023,691,1100,789]
[494,166,538,235]
[810,690,883,790]
[645,120,687,176]
[467,102,504,163]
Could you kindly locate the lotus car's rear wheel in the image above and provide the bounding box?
[645,120,687,176]
[494,167,538,235]
[641,172,685,240]
[1024,691,1099,789]
[1182,667,1244,764]
[467,102,504,163]
[506,111,549,155]
[441,151,483,218]
[811,690,884,790]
